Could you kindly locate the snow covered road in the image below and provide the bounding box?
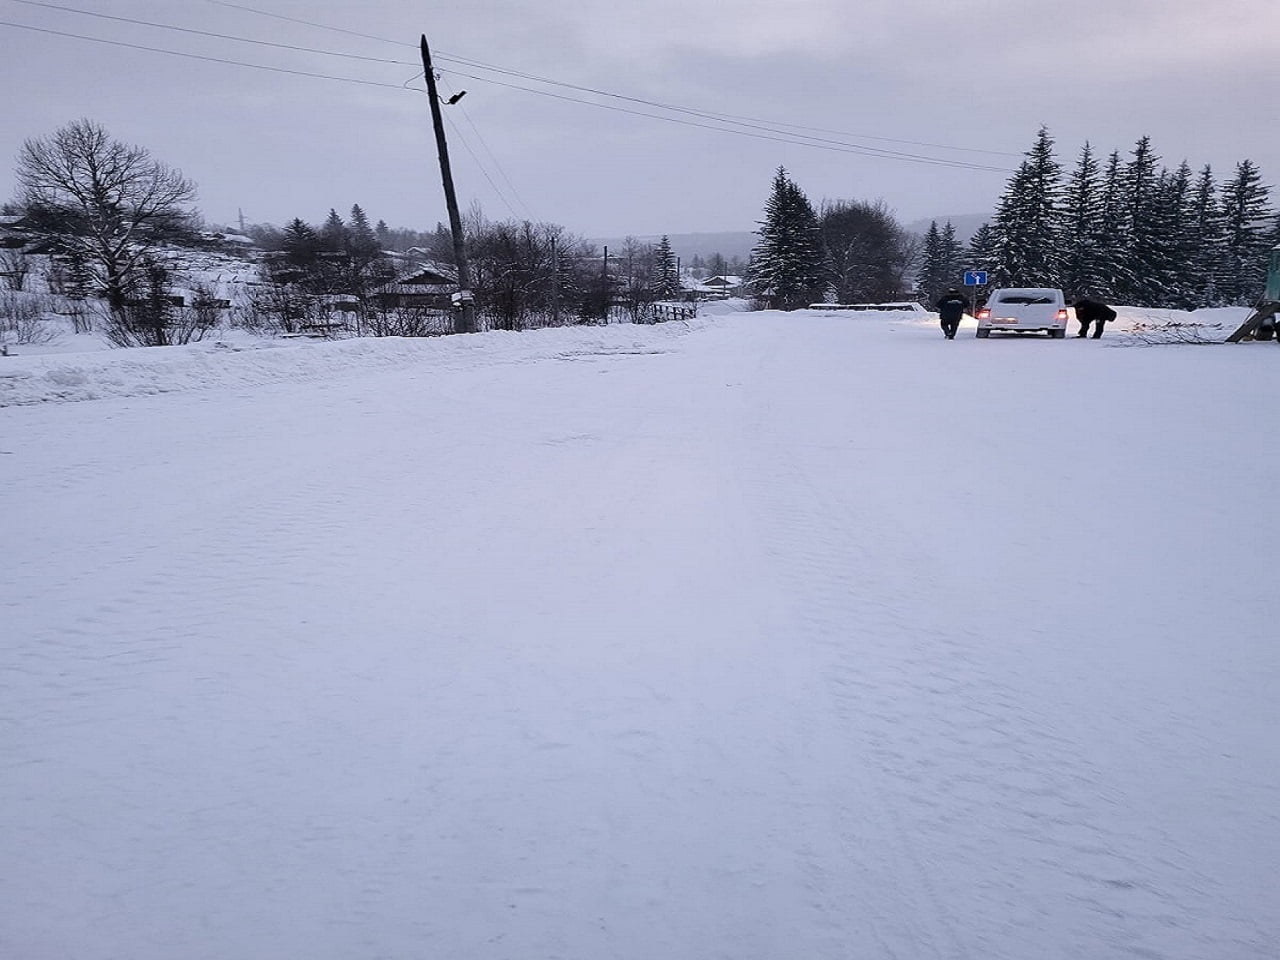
[3,313,1278,959]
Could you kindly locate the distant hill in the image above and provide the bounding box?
[590,231,758,263]
[904,213,989,245]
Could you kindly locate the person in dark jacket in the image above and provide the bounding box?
[935,288,970,339]
[1074,297,1117,338]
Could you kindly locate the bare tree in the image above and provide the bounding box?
[1,248,31,291]
[15,119,197,317]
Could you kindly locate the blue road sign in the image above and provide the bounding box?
[963,270,988,286]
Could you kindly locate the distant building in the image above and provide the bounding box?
[685,274,744,299]
[373,263,458,310]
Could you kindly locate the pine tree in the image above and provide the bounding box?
[747,167,828,310]
[1060,141,1107,298]
[650,235,680,299]
[915,221,943,304]
[967,222,996,275]
[281,217,320,268]
[939,221,964,292]
[1186,165,1225,306]
[347,204,380,259]
[916,220,964,305]
[1121,136,1165,305]
[989,126,1064,287]
[1154,162,1197,308]
[1217,159,1273,304]
[1093,151,1132,302]
[320,208,347,253]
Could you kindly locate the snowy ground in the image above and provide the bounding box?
[2,308,1277,960]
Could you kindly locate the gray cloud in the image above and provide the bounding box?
[1,0,1276,237]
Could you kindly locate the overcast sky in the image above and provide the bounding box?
[2,0,1277,238]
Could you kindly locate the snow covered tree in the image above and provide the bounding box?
[1091,151,1132,302]
[819,199,913,304]
[915,219,963,306]
[1151,162,1198,308]
[1217,159,1273,304]
[1120,136,1166,305]
[747,167,828,310]
[989,126,1064,287]
[1185,165,1225,306]
[1060,142,1109,299]
[650,235,680,300]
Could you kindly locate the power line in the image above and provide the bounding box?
[0,10,1012,173]
[437,68,1011,173]
[0,19,412,88]
[439,75,536,221]
[194,0,1021,161]
[3,0,412,64]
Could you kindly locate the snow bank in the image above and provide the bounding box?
[0,320,709,407]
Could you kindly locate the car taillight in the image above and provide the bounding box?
[1056,309,1069,320]
[977,308,990,319]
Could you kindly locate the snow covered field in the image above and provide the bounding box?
[2,309,1277,960]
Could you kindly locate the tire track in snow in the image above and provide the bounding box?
[731,324,1196,960]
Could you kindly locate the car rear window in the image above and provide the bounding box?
[996,295,1054,304]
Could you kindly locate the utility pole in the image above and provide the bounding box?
[601,245,609,324]
[420,33,476,334]
[549,234,560,325]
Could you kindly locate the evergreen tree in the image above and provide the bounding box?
[347,204,380,259]
[1060,142,1108,298]
[375,219,392,249]
[1153,162,1197,307]
[320,208,347,253]
[1186,165,1225,306]
[1217,159,1273,304]
[917,220,964,305]
[281,217,320,268]
[967,222,996,275]
[1120,136,1165,305]
[1093,151,1132,301]
[650,235,680,299]
[746,167,827,310]
[989,126,1064,287]
[916,220,944,304]
[939,221,964,289]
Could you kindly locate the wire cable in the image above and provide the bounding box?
[3,0,413,64]
[439,75,536,221]
[0,10,1012,173]
[195,0,1021,160]
[0,19,412,88]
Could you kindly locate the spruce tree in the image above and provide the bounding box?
[747,167,828,310]
[1060,142,1107,299]
[915,220,944,305]
[940,221,964,290]
[989,126,1064,287]
[320,208,347,253]
[281,218,320,268]
[1093,151,1132,302]
[650,235,680,300]
[1121,136,1165,305]
[1154,162,1197,308]
[967,222,996,275]
[1186,165,1225,306]
[1217,159,1273,304]
[347,204,380,259]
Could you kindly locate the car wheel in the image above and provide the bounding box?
[976,328,990,338]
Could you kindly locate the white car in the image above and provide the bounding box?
[975,287,1069,338]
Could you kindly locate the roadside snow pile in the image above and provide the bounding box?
[0,320,709,406]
